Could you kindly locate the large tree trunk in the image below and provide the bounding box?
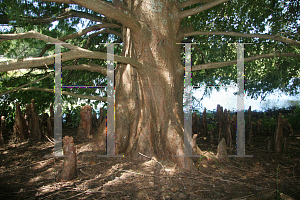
[113,0,197,172]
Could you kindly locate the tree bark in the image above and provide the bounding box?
[113,0,197,172]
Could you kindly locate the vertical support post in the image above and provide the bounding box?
[175,43,201,167]
[98,43,123,158]
[236,43,245,157]
[107,43,115,156]
[229,43,253,158]
[54,44,63,156]
[45,42,66,158]
[184,43,193,157]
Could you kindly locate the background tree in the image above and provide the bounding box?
[0,0,299,171]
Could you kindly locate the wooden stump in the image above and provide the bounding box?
[274,113,283,153]
[41,112,49,137]
[217,104,223,143]
[29,99,42,141]
[13,102,28,141]
[25,104,31,136]
[77,105,93,139]
[192,112,200,135]
[216,138,230,163]
[230,114,237,143]
[57,136,77,181]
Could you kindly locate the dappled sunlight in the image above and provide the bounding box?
[29,175,43,183]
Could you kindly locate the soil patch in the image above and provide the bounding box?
[0,127,299,199]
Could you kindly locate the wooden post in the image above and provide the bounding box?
[274,113,283,152]
[57,136,77,181]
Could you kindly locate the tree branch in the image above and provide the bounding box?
[180,0,214,9]
[0,30,81,51]
[41,0,141,33]
[82,29,122,50]
[184,31,300,47]
[18,87,107,102]
[60,23,121,41]
[180,0,229,19]
[0,9,107,25]
[38,24,121,56]
[0,30,142,72]
[0,71,54,96]
[62,62,107,75]
[0,49,142,73]
[192,52,300,71]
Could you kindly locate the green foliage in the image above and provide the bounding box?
[182,0,300,104]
